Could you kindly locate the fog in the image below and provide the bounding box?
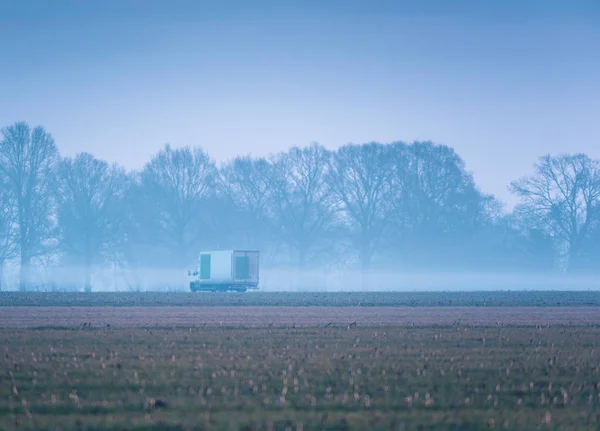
[1,263,599,293]
[1,126,600,293]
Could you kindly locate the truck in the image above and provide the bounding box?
[188,250,259,292]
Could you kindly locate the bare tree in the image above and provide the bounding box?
[400,142,483,243]
[381,141,493,268]
[402,142,481,232]
[268,143,336,268]
[0,181,17,290]
[327,142,397,269]
[0,122,59,291]
[510,153,600,271]
[54,153,129,292]
[133,144,217,266]
[218,155,274,252]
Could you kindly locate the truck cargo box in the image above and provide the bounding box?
[189,250,259,292]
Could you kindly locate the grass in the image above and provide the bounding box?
[3,325,600,430]
[3,290,600,307]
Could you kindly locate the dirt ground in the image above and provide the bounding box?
[5,325,600,430]
[2,305,600,327]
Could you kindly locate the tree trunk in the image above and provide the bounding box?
[113,259,117,291]
[84,258,92,293]
[0,260,4,292]
[19,254,30,292]
[291,246,308,291]
[19,215,29,291]
[83,233,93,292]
[359,236,372,271]
[565,238,580,274]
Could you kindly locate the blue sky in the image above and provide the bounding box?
[1,0,599,207]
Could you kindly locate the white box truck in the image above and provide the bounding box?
[188,250,259,292]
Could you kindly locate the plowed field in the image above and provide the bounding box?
[4,294,600,430]
[2,305,600,328]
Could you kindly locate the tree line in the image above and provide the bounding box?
[1,121,599,291]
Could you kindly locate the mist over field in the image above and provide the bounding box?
[1,264,599,292]
[1,133,599,293]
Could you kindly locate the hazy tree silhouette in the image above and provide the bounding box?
[523,227,557,270]
[0,182,17,291]
[470,212,557,272]
[54,153,129,292]
[510,154,600,272]
[218,155,274,252]
[327,142,397,269]
[1,120,596,290]
[576,225,600,273]
[268,143,337,268]
[398,141,489,266]
[131,144,217,267]
[0,122,58,291]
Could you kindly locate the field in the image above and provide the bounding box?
[3,290,600,307]
[3,306,600,328]
[3,292,600,430]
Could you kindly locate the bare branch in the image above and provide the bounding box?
[0,121,59,290]
[509,153,600,270]
[132,144,218,265]
[268,143,336,267]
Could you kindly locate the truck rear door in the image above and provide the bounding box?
[233,251,258,284]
